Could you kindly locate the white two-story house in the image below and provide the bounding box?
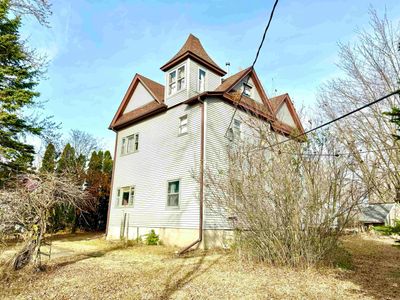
[106,34,304,250]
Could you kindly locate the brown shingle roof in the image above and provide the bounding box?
[160,34,226,76]
[113,101,167,129]
[215,67,252,92]
[269,94,287,112]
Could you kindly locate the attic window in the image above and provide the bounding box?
[168,65,185,95]
[243,82,252,97]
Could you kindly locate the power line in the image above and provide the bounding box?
[265,89,400,149]
[275,146,400,157]
[225,0,280,138]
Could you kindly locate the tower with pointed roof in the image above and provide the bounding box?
[160,34,226,107]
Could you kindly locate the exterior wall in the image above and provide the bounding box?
[276,102,296,127]
[204,98,269,230]
[123,82,155,113]
[232,76,263,104]
[188,59,221,99]
[107,103,202,240]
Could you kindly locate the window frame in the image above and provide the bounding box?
[166,179,181,209]
[121,133,139,155]
[198,68,206,92]
[242,82,253,98]
[168,64,186,96]
[178,114,188,136]
[116,185,135,208]
[232,118,242,140]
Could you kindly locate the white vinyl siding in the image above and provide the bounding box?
[188,59,221,99]
[107,103,202,238]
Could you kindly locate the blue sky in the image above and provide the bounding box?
[21,0,400,152]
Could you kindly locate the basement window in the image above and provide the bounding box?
[167,180,180,207]
[117,186,135,207]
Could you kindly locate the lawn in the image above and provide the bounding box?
[0,233,399,299]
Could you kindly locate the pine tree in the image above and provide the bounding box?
[40,143,56,173]
[0,0,43,184]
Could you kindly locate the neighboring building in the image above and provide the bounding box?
[106,34,304,249]
[359,202,400,227]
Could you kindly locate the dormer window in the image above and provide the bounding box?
[168,65,186,95]
[243,82,252,97]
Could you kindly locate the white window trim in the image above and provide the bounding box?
[121,133,139,156]
[166,179,181,209]
[197,67,207,92]
[168,63,186,96]
[178,114,188,136]
[242,82,253,98]
[116,186,135,208]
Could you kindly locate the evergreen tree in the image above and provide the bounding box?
[0,0,43,184]
[56,143,76,174]
[40,143,56,173]
[385,107,400,140]
[102,150,113,175]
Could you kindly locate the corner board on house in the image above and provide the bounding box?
[106,34,304,249]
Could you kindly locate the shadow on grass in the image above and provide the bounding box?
[340,237,400,300]
[159,251,222,299]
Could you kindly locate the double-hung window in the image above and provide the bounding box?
[121,133,139,155]
[198,69,206,92]
[179,115,188,135]
[167,180,180,207]
[117,186,135,207]
[168,65,185,95]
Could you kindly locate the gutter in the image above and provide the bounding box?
[178,96,205,255]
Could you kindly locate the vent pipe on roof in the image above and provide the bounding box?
[225,62,230,76]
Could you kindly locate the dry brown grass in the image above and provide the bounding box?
[0,233,399,299]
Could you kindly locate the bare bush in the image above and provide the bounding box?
[0,173,92,270]
[205,118,366,267]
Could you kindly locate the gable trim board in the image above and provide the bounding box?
[109,74,165,129]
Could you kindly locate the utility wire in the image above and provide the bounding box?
[275,146,400,157]
[264,89,400,149]
[225,0,279,138]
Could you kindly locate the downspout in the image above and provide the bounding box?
[105,131,118,237]
[179,96,205,255]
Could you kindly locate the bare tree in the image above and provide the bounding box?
[0,173,92,271]
[67,129,102,159]
[9,0,51,26]
[318,9,400,203]
[204,115,366,266]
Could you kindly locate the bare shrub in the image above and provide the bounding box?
[0,173,92,271]
[205,118,366,267]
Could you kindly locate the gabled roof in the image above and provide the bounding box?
[269,93,305,136]
[160,34,226,76]
[359,203,397,224]
[109,74,166,130]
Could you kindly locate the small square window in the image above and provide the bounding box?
[179,115,188,135]
[167,180,180,207]
[243,83,252,97]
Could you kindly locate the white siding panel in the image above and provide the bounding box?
[188,59,221,98]
[108,103,202,237]
[123,82,155,114]
[277,103,296,127]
